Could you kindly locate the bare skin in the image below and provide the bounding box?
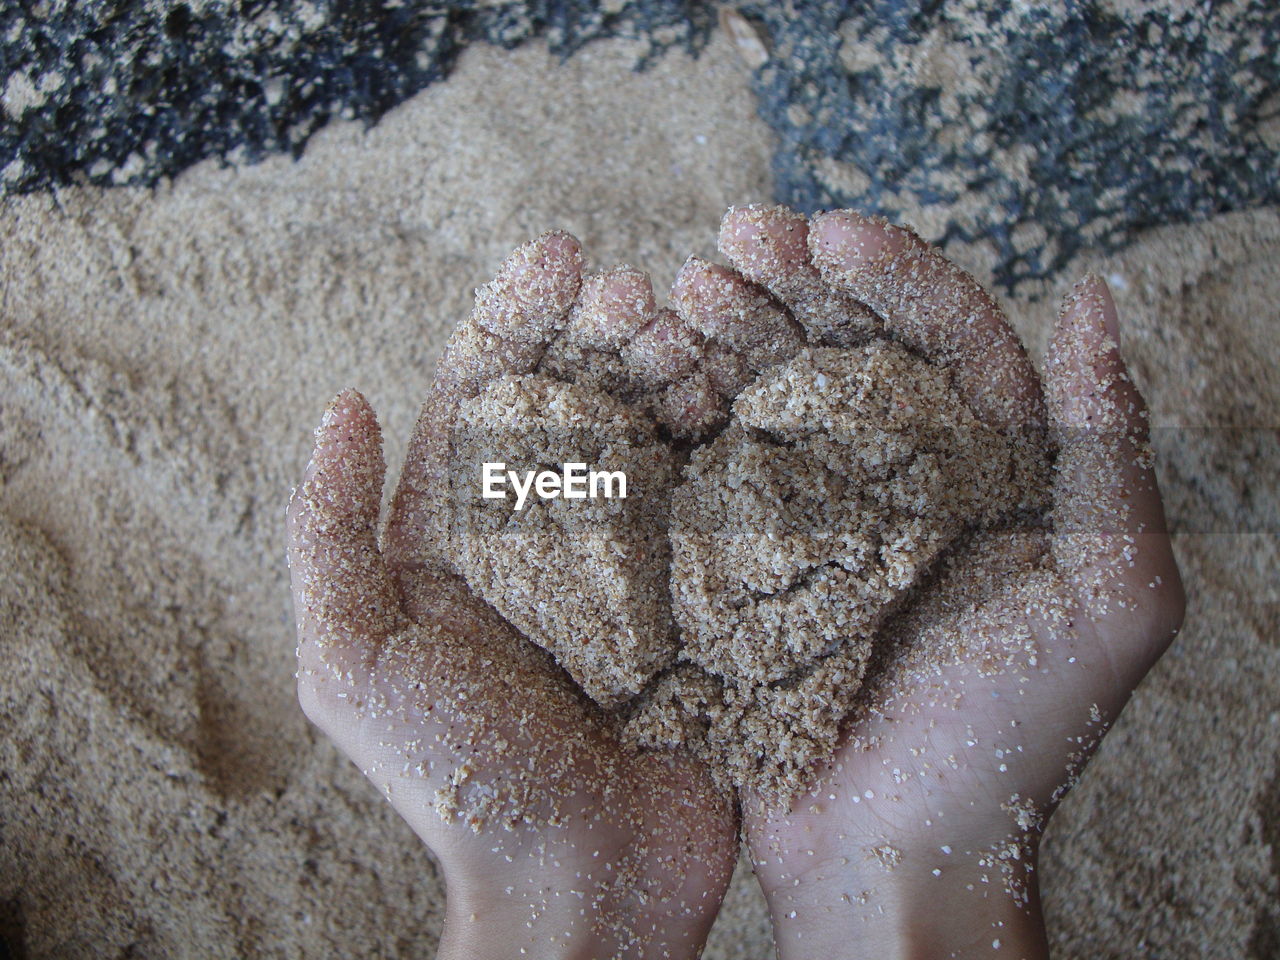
[285,233,746,960]
[288,210,1184,959]
[718,207,1185,959]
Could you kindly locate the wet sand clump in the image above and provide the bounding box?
[443,321,1040,805]
[448,373,677,708]
[623,342,1028,801]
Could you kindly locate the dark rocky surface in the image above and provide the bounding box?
[742,1,1280,288]
[2,1,1278,288]
[0,1,714,192]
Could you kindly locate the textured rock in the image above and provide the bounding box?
[4,2,1277,288]
[0,0,713,192]
[743,0,1280,288]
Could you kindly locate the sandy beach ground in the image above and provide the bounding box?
[1,31,1277,958]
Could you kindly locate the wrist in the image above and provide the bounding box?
[437,864,715,960]
[437,883,599,960]
[755,831,1049,960]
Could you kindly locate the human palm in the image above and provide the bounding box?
[288,211,1183,960]
[733,212,1184,959]
[286,232,738,960]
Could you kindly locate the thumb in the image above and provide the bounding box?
[286,390,405,692]
[1044,275,1185,687]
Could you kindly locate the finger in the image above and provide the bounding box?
[653,256,803,438]
[384,232,583,577]
[287,390,404,682]
[1044,275,1185,677]
[670,254,802,376]
[807,210,1044,437]
[615,305,701,387]
[718,203,880,346]
[437,230,586,398]
[563,266,657,352]
[473,230,585,345]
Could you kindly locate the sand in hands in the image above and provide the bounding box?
[432,206,1046,809]
[629,342,1024,801]
[450,374,676,707]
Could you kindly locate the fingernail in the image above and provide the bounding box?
[810,210,892,266]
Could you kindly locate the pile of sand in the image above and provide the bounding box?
[439,279,1038,804]
[450,372,677,707]
[2,29,1277,960]
[633,342,1031,803]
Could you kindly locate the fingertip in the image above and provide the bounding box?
[537,229,586,278]
[807,209,910,277]
[670,256,741,339]
[567,265,656,350]
[1074,273,1122,344]
[623,307,705,387]
[319,387,377,437]
[719,202,778,238]
[718,203,809,274]
[306,389,385,524]
[500,229,585,315]
[1046,274,1140,436]
[1055,273,1119,349]
[669,254,707,305]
